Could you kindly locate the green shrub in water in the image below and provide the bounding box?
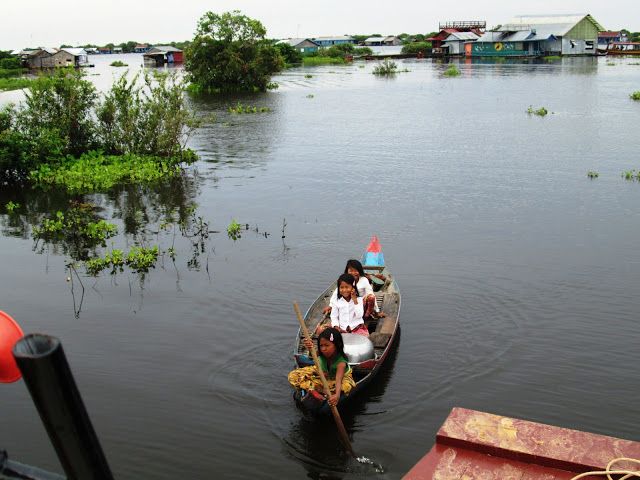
[228,102,270,114]
[372,59,398,75]
[110,60,128,67]
[527,105,548,116]
[443,65,460,77]
[587,171,599,179]
[227,219,242,240]
[4,201,20,213]
[630,91,640,101]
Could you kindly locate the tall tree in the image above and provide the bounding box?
[185,10,283,92]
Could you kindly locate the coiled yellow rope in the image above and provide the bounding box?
[569,458,640,480]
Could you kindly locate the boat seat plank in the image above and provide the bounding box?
[369,332,391,348]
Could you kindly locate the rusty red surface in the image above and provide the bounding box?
[403,408,640,480]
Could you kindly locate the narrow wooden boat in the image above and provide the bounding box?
[606,42,640,56]
[291,236,400,415]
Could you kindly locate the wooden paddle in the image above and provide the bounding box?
[293,302,356,458]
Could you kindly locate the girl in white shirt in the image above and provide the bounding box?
[330,273,368,336]
[324,259,380,320]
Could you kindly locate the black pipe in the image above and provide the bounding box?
[12,334,113,480]
[1,449,65,480]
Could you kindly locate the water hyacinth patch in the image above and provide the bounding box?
[587,171,599,179]
[29,151,191,193]
[630,91,640,101]
[228,102,271,114]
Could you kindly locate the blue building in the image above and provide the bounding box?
[311,36,355,47]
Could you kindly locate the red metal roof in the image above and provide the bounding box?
[598,31,621,37]
[403,408,640,480]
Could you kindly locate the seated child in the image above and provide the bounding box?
[288,327,355,406]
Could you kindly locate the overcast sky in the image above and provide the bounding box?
[2,0,638,50]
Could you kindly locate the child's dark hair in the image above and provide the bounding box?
[344,259,365,278]
[337,273,359,299]
[317,327,346,359]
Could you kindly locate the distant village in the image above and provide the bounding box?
[7,13,640,70]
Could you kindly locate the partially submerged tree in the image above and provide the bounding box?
[185,10,284,92]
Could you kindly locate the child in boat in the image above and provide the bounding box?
[329,272,369,336]
[323,259,381,321]
[288,327,355,406]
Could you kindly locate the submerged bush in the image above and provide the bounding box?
[372,59,398,75]
[630,91,640,101]
[527,105,548,116]
[1,69,198,182]
[443,65,461,77]
[97,72,198,158]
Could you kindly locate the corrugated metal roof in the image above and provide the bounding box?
[61,48,87,56]
[364,37,385,43]
[446,32,480,41]
[146,46,182,54]
[312,36,354,41]
[277,38,318,47]
[504,14,603,35]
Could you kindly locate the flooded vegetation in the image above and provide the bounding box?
[2,53,640,479]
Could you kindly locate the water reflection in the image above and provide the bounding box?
[187,91,283,170]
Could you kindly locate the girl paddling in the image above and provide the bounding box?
[288,327,355,406]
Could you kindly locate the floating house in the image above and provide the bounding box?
[276,38,320,54]
[427,21,486,55]
[143,46,183,66]
[598,31,627,47]
[443,31,480,55]
[98,47,112,54]
[363,36,402,46]
[134,44,151,53]
[25,48,58,69]
[472,14,603,57]
[45,48,89,67]
[311,36,355,47]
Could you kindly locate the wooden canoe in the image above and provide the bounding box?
[291,236,400,415]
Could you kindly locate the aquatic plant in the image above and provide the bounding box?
[29,152,189,193]
[306,94,314,98]
[33,208,117,244]
[527,105,548,116]
[304,74,313,79]
[126,246,159,273]
[228,102,271,114]
[372,59,398,76]
[443,65,461,77]
[606,62,616,66]
[544,55,562,61]
[85,246,159,276]
[630,91,640,101]
[302,57,346,66]
[0,77,33,91]
[266,82,279,90]
[227,219,242,240]
[4,201,19,213]
[622,170,640,180]
[109,60,128,67]
[587,171,599,179]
